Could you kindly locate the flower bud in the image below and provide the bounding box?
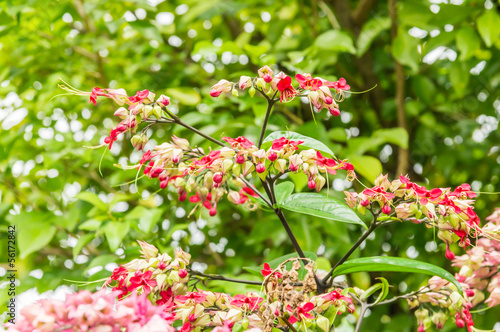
[222,159,233,173]
[142,105,154,118]
[131,133,148,151]
[437,230,454,244]
[232,163,241,177]
[153,105,163,118]
[213,172,223,184]
[114,107,128,118]
[316,315,330,332]
[228,191,241,205]
[381,204,391,215]
[445,244,455,260]
[157,94,170,106]
[415,308,429,323]
[308,178,316,189]
[249,86,256,98]
[204,172,214,190]
[256,163,266,173]
[178,268,188,279]
[242,161,255,177]
[274,159,287,173]
[256,77,266,90]
[232,88,239,97]
[315,174,326,192]
[235,154,245,164]
[267,151,278,161]
[137,240,159,259]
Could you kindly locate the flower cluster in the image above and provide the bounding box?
[407,276,475,332]
[344,174,481,260]
[5,290,174,332]
[136,135,354,217]
[259,259,354,331]
[452,208,500,308]
[7,242,356,332]
[104,240,191,301]
[210,65,351,116]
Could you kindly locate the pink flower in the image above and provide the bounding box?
[287,302,314,324]
[238,76,252,90]
[230,294,263,310]
[258,65,274,83]
[326,78,350,91]
[176,292,207,305]
[210,79,232,97]
[128,270,157,294]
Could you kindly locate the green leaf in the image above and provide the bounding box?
[314,30,356,54]
[477,10,500,48]
[449,61,470,98]
[374,277,390,304]
[76,192,107,211]
[349,155,382,183]
[262,131,335,157]
[357,17,391,57]
[278,193,366,228]
[103,221,130,252]
[373,128,409,149]
[73,233,94,258]
[274,181,294,204]
[79,219,103,231]
[391,27,419,73]
[332,256,463,295]
[126,206,164,234]
[165,87,201,106]
[456,27,481,61]
[15,212,57,259]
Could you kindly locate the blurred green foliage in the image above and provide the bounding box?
[0,0,499,330]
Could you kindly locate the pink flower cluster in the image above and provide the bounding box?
[210,65,351,116]
[453,208,500,308]
[408,276,475,331]
[137,135,354,216]
[344,174,481,260]
[5,290,174,332]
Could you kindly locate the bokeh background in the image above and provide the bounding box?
[1,0,499,330]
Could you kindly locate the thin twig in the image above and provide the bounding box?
[355,302,368,332]
[188,269,263,286]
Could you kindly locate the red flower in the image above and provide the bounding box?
[271,137,304,151]
[128,270,157,294]
[175,292,207,304]
[261,263,282,279]
[276,74,298,102]
[326,78,350,91]
[128,89,150,104]
[287,302,314,324]
[223,136,255,149]
[295,74,323,90]
[230,294,263,310]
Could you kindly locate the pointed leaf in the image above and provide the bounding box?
[262,131,335,157]
[274,181,294,204]
[278,193,366,229]
[76,192,107,211]
[331,256,463,295]
[104,221,130,252]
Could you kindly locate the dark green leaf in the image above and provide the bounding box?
[278,193,366,228]
[332,256,463,295]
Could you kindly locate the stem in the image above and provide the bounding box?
[284,319,299,332]
[239,176,273,208]
[257,98,276,148]
[322,218,379,285]
[174,119,226,147]
[188,269,263,286]
[355,303,368,332]
[275,209,306,259]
